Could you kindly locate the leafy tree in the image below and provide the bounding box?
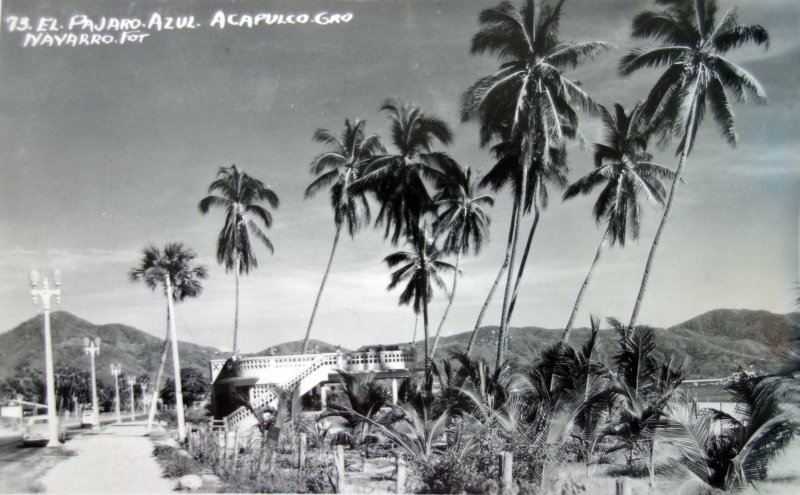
[462,0,608,369]
[198,164,280,355]
[160,368,209,408]
[620,0,769,328]
[302,119,383,354]
[561,103,674,342]
[384,223,456,370]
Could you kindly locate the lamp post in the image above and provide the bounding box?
[111,364,122,424]
[138,382,148,414]
[30,269,61,447]
[127,376,136,422]
[84,337,101,428]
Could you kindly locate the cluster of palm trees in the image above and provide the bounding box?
[300,0,770,378]
[122,0,771,452]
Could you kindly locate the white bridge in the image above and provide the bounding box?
[209,346,417,433]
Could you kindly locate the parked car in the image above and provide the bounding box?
[80,411,96,427]
[21,416,65,446]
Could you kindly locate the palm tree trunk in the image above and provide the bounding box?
[497,164,528,371]
[422,300,430,373]
[431,249,462,360]
[411,313,419,345]
[146,307,171,433]
[507,202,541,323]
[233,255,240,356]
[628,95,698,330]
[165,275,187,442]
[466,201,518,355]
[562,226,611,343]
[302,226,342,354]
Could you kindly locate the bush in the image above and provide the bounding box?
[413,451,499,494]
[152,444,202,478]
[222,468,334,493]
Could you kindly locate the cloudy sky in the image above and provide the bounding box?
[0,0,797,353]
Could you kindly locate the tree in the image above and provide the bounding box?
[384,223,456,371]
[302,119,383,354]
[620,0,769,328]
[198,164,280,355]
[161,368,209,408]
[430,162,494,358]
[358,99,453,245]
[129,242,208,438]
[561,103,674,342]
[462,0,608,369]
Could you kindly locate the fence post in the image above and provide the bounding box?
[334,445,346,493]
[615,479,630,495]
[231,429,241,475]
[395,455,406,494]
[499,451,513,492]
[298,432,307,470]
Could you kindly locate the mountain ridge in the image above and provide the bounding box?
[1,308,796,382]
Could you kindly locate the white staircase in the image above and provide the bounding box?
[224,354,340,432]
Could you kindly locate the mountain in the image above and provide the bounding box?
[0,311,225,385]
[422,309,800,379]
[2,309,796,384]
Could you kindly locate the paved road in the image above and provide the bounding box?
[0,414,149,493]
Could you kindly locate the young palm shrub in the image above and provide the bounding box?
[664,372,796,492]
[319,371,390,459]
[602,319,683,482]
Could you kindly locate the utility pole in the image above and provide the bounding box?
[84,337,101,428]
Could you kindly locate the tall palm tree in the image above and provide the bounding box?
[358,99,453,245]
[430,163,494,358]
[561,103,674,343]
[384,224,456,371]
[302,119,383,354]
[198,164,279,355]
[128,242,208,439]
[620,0,769,328]
[462,0,608,369]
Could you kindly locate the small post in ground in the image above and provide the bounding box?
[499,451,512,492]
[615,479,630,495]
[334,445,346,493]
[298,432,307,470]
[395,455,406,494]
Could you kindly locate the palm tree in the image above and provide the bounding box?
[620,0,769,328]
[561,103,674,343]
[128,242,208,440]
[198,164,279,355]
[665,372,794,491]
[357,99,453,245]
[430,163,494,358]
[462,0,608,369]
[384,223,456,371]
[302,119,383,354]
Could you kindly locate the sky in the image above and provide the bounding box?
[0,0,798,353]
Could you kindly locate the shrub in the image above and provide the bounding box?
[152,444,202,478]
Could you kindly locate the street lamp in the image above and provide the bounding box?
[127,376,136,422]
[30,269,61,447]
[84,337,101,428]
[110,364,122,424]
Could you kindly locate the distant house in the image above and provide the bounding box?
[209,345,418,433]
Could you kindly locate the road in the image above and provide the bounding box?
[0,413,147,493]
